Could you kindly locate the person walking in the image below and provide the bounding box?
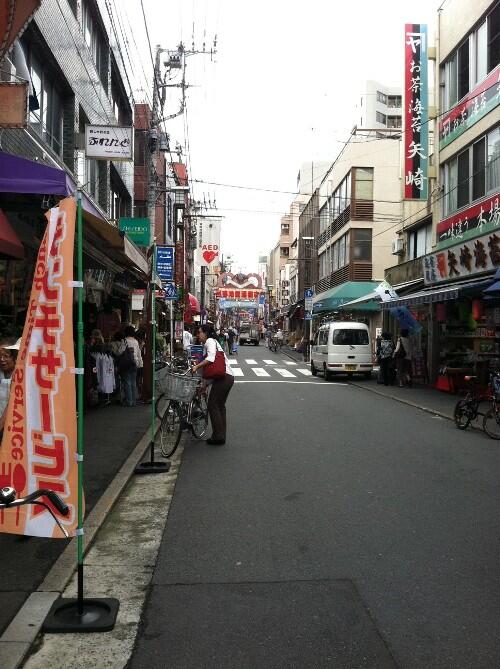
[120,325,142,406]
[191,324,234,445]
[394,328,412,388]
[378,332,395,386]
[227,325,235,355]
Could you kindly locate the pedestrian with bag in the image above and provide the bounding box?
[394,328,412,388]
[190,324,234,445]
[378,332,395,386]
[117,325,142,406]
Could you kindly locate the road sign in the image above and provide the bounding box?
[163,282,178,300]
[304,288,314,298]
[156,245,175,282]
[305,313,312,320]
[305,298,313,312]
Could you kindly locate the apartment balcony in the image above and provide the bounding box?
[316,200,374,249]
[384,256,424,286]
[314,261,372,294]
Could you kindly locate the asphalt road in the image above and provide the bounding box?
[130,343,500,669]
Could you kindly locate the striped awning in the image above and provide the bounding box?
[381,277,493,309]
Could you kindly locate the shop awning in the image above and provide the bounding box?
[312,281,380,314]
[339,278,425,311]
[381,277,493,309]
[0,150,72,195]
[0,209,24,258]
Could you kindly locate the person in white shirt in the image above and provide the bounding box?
[121,325,142,406]
[183,328,193,351]
[191,324,234,445]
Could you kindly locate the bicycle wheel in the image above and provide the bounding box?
[483,407,500,439]
[454,399,472,430]
[157,402,183,458]
[155,393,169,419]
[190,393,209,439]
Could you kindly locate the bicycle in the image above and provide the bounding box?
[155,369,209,458]
[454,372,500,438]
[155,354,191,419]
[0,487,70,537]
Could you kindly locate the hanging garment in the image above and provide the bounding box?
[95,353,116,394]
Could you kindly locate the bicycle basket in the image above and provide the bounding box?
[157,371,198,402]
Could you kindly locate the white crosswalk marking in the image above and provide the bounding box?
[252,367,270,377]
[262,359,276,365]
[231,368,244,376]
[245,359,257,365]
[275,368,296,378]
[296,368,312,376]
[284,361,297,365]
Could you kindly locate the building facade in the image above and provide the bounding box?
[357,80,403,130]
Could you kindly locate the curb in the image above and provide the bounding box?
[0,422,157,669]
[280,348,455,422]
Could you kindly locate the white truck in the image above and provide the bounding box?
[239,322,260,346]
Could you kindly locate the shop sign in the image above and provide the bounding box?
[0,82,28,128]
[131,290,145,311]
[175,320,183,341]
[439,64,500,151]
[198,218,221,266]
[424,229,500,285]
[436,191,500,248]
[119,217,150,246]
[156,245,175,283]
[404,24,428,200]
[85,124,133,161]
[375,280,398,302]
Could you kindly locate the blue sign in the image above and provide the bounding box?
[219,298,226,309]
[156,245,174,282]
[163,282,178,300]
[258,294,266,305]
[305,313,312,320]
[305,288,314,298]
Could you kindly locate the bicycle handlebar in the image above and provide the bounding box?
[0,487,69,537]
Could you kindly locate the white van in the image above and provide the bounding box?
[310,321,373,380]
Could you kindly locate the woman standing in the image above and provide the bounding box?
[191,324,234,445]
[121,325,142,406]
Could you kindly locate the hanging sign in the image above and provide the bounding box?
[156,245,175,283]
[0,82,28,128]
[198,218,221,266]
[119,217,150,246]
[404,24,428,200]
[0,197,80,537]
[85,124,133,161]
[436,191,500,248]
[375,280,398,302]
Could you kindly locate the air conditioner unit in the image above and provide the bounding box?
[391,238,405,255]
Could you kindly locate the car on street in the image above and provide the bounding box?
[310,321,373,380]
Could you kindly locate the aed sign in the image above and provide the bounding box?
[85,124,133,161]
[201,243,219,266]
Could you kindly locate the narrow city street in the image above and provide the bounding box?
[126,345,500,669]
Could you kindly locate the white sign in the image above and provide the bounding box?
[197,218,221,267]
[305,297,313,312]
[85,124,133,161]
[375,280,398,302]
[424,229,500,285]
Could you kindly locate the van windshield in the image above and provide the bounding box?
[332,329,369,345]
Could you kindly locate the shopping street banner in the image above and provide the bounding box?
[0,197,80,537]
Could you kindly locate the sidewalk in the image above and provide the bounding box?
[281,345,457,420]
[0,403,150,637]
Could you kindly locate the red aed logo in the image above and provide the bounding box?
[202,244,219,264]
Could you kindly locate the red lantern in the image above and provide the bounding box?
[436,303,447,322]
[472,299,483,321]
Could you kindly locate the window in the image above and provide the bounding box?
[351,229,372,261]
[27,51,63,156]
[473,137,486,201]
[489,2,500,71]
[319,329,328,346]
[330,172,351,220]
[376,111,387,125]
[408,224,431,259]
[458,39,470,101]
[281,223,290,235]
[333,329,369,345]
[457,150,470,209]
[487,126,500,191]
[78,109,98,200]
[475,20,488,83]
[81,0,105,84]
[354,167,374,200]
[387,95,402,108]
[387,115,402,128]
[280,247,289,257]
[376,91,387,104]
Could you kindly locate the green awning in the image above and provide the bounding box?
[312,281,380,314]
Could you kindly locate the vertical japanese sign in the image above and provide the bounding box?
[0,198,79,537]
[156,245,175,284]
[197,218,221,267]
[404,24,428,200]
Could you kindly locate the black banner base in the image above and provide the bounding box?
[43,597,119,633]
[134,460,170,474]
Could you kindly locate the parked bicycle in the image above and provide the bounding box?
[454,372,500,439]
[0,487,69,537]
[155,354,191,419]
[155,368,209,458]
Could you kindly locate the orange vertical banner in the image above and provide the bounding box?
[0,197,81,537]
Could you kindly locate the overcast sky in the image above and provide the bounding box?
[121,0,440,272]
